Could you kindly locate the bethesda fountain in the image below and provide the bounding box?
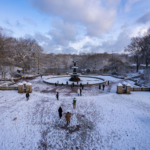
[69,61,81,81]
[43,60,106,85]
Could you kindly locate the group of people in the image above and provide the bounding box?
[77,88,82,96]
[99,80,109,91]
[58,106,72,125]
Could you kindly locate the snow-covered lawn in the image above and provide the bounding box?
[0,76,150,150]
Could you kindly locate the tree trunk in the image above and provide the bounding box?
[146,59,148,69]
[136,58,139,72]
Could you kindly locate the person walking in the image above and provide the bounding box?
[82,84,84,89]
[26,92,30,101]
[55,83,57,87]
[73,98,76,109]
[87,82,89,86]
[102,84,105,91]
[56,92,59,100]
[58,107,63,119]
[99,84,101,89]
[80,83,82,88]
[80,88,82,96]
[108,80,109,85]
[71,83,73,89]
[106,81,108,86]
[65,112,71,125]
[61,83,63,88]
[66,81,68,86]
[77,88,80,96]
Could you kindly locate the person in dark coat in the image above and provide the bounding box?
[56,92,59,100]
[61,83,64,88]
[99,84,101,89]
[82,84,84,89]
[80,88,82,96]
[102,84,105,91]
[108,80,109,85]
[55,83,57,87]
[80,83,82,87]
[66,81,68,86]
[26,92,30,101]
[65,112,71,125]
[58,107,63,119]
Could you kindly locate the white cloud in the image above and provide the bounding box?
[24,17,37,26]
[31,0,118,36]
[136,10,150,24]
[48,20,78,46]
[125,0,141,12]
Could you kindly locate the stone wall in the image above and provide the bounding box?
[0,86,18,90]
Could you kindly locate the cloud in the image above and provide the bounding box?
[125,0,141,12]
[4,19,12,26]
[61,46,77,54]
[24,31,79,54]
[48,20,78,46]
[30,0,118,37]
[16,20,24,28]
[136,10,150,24]
[82,28,131,53]
[23,17,37,26]
[0,27,14,37]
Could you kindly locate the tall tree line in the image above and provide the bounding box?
[0,27,43,78]
[125,29,150,72]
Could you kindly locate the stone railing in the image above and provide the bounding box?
[0,81,32,93]
[0,86,18,90]
[117,82,150,94]
[130,87,150,91]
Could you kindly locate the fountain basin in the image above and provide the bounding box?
[43,75,106,85]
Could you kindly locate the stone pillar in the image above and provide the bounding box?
[6,84,8,90]
[23,81,27,92]
[126,83,131,94]
[26,83,32,93]
[117,83,123,94]
[18,83,24,93]
[122,82,127,88]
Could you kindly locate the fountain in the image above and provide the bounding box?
[69,61,81,81]
[43,60,106,85]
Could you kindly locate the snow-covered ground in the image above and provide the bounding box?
[0,76,150,150]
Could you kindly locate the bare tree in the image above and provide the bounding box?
[125,37,143,72]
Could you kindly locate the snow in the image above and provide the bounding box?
[26,83,32,86]
[126,83,131,86]
[117,83,122,86]
[122,81,127,85]
[0,76,150,149]
[18,83,23,85]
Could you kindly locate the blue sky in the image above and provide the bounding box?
[0,0,150,54]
